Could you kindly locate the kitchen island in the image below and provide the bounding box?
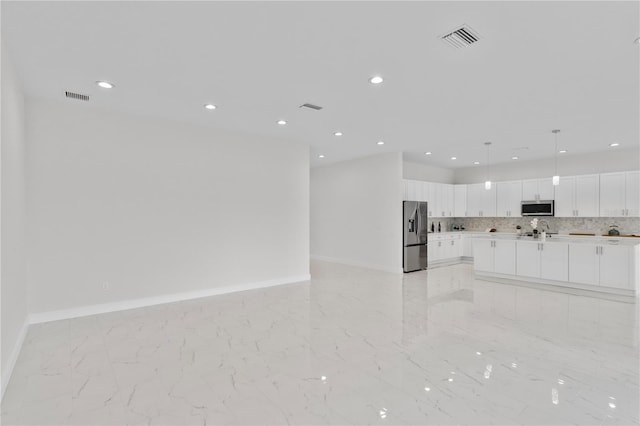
[470,234,640,296]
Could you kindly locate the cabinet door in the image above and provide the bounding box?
[454,185,467,217]
[442,238,455,259]
[540,242,569,282]
[453,238,462,258]
[575,175,599,217]
[466,184,483,217]
[496,182,511,217]
[537,178,555,200]
[600,173,626,217]
[404,180,416,201]
[626,171,639,217]
[428,241,441,262]
[599,245,630,289]
[508,181,522,217]
[418,181,429,202]
[516,241,541,278]
[569,244,599,285]
[497,181,522,217]
[462,235,473,257]
[473,239,494,272]
[442,184,454,217]
[494,240,516,275]
[554,177,575,217]
[431,183,442,217]
[425,183,436,217]
[481,185,497,217]
[522,180,539,201]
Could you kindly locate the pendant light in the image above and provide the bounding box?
[484,142,492,190]
[552,129,560,186]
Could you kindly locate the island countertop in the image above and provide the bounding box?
[466,232,640,246]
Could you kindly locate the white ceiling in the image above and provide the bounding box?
[2,1,639,168]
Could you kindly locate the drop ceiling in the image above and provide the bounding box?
[2,1,638,168]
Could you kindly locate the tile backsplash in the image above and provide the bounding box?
[457,217,640,235]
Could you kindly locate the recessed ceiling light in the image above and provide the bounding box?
[318,154,325,159]
[610,143,620,147]
[96,81,114,89]
[377,141,385,145]
[334,132,343,136]
[473,161,480,165]
[424,152,432,155]
[512,156,519,160]
[450,156,457,160]
[277,120,287,126]
[635,37,640,44]
[559,150,567,154]
[369,76,384,84]
[204,104,217,110]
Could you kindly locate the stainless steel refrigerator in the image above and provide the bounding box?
[403,201,428,272]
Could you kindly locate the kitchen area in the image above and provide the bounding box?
[402,170,640,296]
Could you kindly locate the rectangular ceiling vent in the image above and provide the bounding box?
[299,103,323,111]
[441,25,481,49]
[65,91,90,102]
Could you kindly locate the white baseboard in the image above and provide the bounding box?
[1,318,29,400]
[311,255,403,274]
[29,274,311,324]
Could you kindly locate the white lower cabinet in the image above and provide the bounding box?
[473,239,515,274]
[516,241,568,281]
[569,243,632,290]
[429,234,462,264]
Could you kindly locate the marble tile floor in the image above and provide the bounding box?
[1,261,639,425]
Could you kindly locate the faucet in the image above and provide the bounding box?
[538,220,550,232]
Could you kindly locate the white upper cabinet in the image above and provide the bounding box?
[496,181,522,217]
[454,184,467,217]
[554,177,574,217]
[440,184,454,217]
[574,175,599,217]
[482,185,497,217]
[403,180,424,202]
[599,173,628,217]
[405,170,636,218]
[522,178,554,201]
[467,183,496,217]
[555,175,599,217]
[466,183,483,217]
[625,171,639,217]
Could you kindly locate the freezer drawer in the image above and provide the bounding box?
[404,244,427,272]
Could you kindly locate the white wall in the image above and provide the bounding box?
[454,147,640,184]
[311,152,403,273]
[1,42,29,396]
[26,98,309,316]
[402,161,455,183]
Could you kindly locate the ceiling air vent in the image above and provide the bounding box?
[65,91,90,102]
[299,103,323,111]
[441,25,481,49]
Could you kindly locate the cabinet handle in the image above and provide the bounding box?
[622,209,625,216]
[576,209,579,216]
[600,246,603,255]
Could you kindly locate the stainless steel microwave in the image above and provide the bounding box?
[521,200,554,216]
